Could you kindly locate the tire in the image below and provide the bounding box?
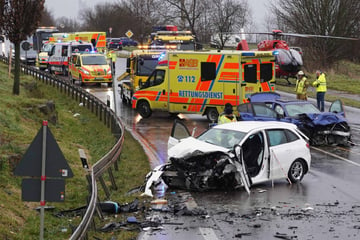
[79,76,84,86]
[206,108,219,122]
[108,82,113,87]
[62,66,68,76]
[48,65,52,74]
[121,94,128,105]
[288,160,305,183]
[137,101,152,118]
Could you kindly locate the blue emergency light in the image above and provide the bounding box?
[241,52,255,57]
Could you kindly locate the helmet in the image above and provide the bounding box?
[298,70,304,75]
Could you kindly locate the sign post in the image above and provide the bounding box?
[40,121,47,240]
[14,121,73,240]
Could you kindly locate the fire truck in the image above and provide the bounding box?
[118,49,164,104]
[132,50,276,121]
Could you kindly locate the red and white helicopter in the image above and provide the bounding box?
[235,29,358,84]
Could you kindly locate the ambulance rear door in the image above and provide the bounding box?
[240,53,275,103]
[168,52,224,114]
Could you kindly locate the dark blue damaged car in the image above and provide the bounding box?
[236,92,351,146]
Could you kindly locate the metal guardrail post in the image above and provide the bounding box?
[1,56,125,239]
[107,167,117,190]
[98,176,110,200]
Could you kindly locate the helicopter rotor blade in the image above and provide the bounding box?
[225,31,359,41]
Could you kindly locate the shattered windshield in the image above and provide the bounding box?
[285,103,321,117]
[197,128,246,149]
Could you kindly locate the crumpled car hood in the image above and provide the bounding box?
[168,137,229,159]
[304,112,348,125]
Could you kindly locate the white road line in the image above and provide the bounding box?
[312,146,360,167]
[199,227,220,240]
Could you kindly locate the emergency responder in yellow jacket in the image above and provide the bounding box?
[107,50,117,73]
[218,103,237,124]
[294,70,310,100]
[312,70,327,111]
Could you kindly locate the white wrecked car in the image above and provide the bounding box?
[143,120,311,196]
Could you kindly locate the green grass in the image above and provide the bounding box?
[0,63,150,239]
[275,60,360,108]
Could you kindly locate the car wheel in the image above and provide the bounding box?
[206,108,219,122]
[288,160,305,183]
[62,66,68,76]
[48,65,52,74]
[137,100,152,118]
[79,75,84,86]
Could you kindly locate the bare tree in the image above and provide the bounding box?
[122,0,162,43]
[271,0,360,68]
[80,2,120,36]
[40,7,55,26]
[0,0,45,95]
[162,0,207,38]
[209,0,250,49]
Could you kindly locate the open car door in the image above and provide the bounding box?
[234,145,252,195]
[329,100,345,117]
[167,119,191,150]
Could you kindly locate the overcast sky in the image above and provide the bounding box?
[45,0,269,31]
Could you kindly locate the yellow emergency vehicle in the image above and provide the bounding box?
[132,50,276,121]
[36,42,54,70]
[140,30,196,50]
[118,49,164,104]
[49,32,107,52]
[68,53,112,86]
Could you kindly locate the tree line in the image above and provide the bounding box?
[1,0,359,95]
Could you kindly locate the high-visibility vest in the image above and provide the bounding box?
[218,114,237,124]
[295,77,308,94]
[312,73,327,92]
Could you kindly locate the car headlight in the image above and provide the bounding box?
[20,56,26,60]
[81,69,90,75]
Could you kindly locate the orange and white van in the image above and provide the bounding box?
[68,53,112,86]
[47,41,94,75]
[132,50,276,121]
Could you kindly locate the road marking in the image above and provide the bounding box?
[312,146,360,167]
[199,227,219,240]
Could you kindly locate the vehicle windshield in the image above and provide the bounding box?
[178,42,195,50]
[137,56,160,76]
[197,128,247,149]
[41,44,53,52]
[72,45,92,53]
[285,103,321,117]
[82,55,107,65]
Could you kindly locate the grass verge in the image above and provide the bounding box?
[0,63,149,239]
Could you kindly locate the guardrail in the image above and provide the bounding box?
[1,57,124,239]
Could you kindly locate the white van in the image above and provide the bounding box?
[47,41,93,75]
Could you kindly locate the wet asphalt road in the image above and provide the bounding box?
[87,58,360,240]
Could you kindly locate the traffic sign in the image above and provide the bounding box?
[126,30,133,38]
[14,124,73,178]
[22,178,65,202]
